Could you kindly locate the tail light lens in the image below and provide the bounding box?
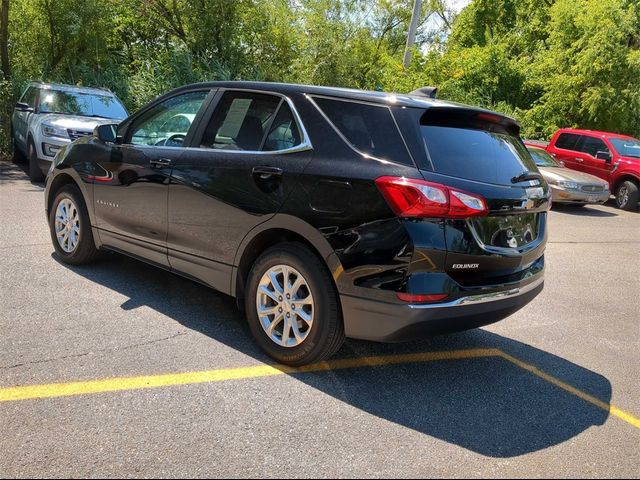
[375,176,488,219]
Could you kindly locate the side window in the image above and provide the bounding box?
[555,133,581,151]
[312,97,412,165]
[579,136,609,157]
[129,91,209,147]
[20,87,38,108]
[263,103,301,151]
[202,91,282,151]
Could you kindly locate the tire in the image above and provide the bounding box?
[11,130,26,164]
[49,184,99,265]
[615,180,639,211]
[245,242,345,366]
[28,139,45,182]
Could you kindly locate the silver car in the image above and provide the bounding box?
[527,146,610,205]
[11,82,128,181]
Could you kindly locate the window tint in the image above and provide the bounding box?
[579,136,609,157]
[263,103,301,151]
[422,125,538,185]
[313,97,412,165]
[555,133,581,151]
[129,91,208,147]
[203,92,282,151]
[20,87,38,108]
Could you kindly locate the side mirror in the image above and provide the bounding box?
[595,151,612,163]
[93,124,118,143]
[15,102,33,112]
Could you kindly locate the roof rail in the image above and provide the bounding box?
[409,86,438,99]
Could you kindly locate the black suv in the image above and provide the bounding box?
[44,82,549,366]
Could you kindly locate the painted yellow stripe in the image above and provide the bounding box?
[0,349,499,403]
[498,351,640,429]
[1,347,638,431]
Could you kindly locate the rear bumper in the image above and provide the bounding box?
[550,186,609,204]
[340,275,544,342]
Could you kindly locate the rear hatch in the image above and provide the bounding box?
[416,107,550,286]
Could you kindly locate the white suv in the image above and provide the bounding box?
[11,82,128,181]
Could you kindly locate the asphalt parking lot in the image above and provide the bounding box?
[0,160,638,478]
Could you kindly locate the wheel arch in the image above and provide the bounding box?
[46,170,95,226]
[231,214,344,303]
[612,173,640,193]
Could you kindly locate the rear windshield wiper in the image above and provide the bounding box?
[511,171,544,184]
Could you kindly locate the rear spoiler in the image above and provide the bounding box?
[409,86,438,99]
[421,107,521,136]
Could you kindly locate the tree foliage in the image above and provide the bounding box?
[0,0,638,154]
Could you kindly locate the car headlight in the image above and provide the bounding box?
[41,123,69,139]
[557,180,579,190]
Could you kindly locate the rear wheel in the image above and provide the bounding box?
[28,139,44,182]
[616,181,639,211]
[49,185,99,265]
[245,243,345,366]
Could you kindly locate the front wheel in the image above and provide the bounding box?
[245,243,345,366]
[616,181,639,211]
[49,185,99,265]
[28,140,44,182]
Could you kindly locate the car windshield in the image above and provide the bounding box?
[38,90,128,119]
[528,147,561,167]
[609,138,640,158]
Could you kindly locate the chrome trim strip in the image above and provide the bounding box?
[128,89,313,156]
[408,275,544,309]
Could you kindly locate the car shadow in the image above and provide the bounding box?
[52,251,612,458]
[551,203,618,217]
[0,161,45,189]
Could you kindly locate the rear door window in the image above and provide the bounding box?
[578,136,609,157]
[312,97,413,165]
[420,110,538,185]
[202,91,283,151]
[555,133,581,151]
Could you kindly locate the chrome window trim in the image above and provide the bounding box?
[408,275,544,309]
[306,94,413,167]
[196,88,313,155]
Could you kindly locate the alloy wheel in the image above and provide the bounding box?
[618,185,629,208]
[256,265,314,348]
[55,198,81,253]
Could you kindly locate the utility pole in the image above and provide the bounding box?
[403,0,422,68]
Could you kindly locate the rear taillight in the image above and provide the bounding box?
[375,176,488,219]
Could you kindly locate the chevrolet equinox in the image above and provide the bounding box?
[44,82,550,366]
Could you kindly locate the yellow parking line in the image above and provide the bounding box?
[0,349,499,402]
[0,347,638,431]
[498,351,640,429]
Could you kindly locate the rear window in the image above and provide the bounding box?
[420,110,538,185]
[312,97,412,165]
[555,133,581,151]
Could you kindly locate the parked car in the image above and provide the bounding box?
[44,82,550,365]
[525,145,610,206]
[544,128,640,210]
[11,82,128,182]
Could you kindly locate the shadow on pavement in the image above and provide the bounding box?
[0,160,44,189]
[53,249,612,458]
[551,203,618,217]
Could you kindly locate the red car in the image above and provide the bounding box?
[545,129,640,210]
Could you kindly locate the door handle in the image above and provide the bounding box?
[150,158,173,168]
[574,157,584,163]
[252,166,283,179]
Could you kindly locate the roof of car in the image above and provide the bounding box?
[557,128,636,140]
[172,81,517,119]
[29,81,115,96]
